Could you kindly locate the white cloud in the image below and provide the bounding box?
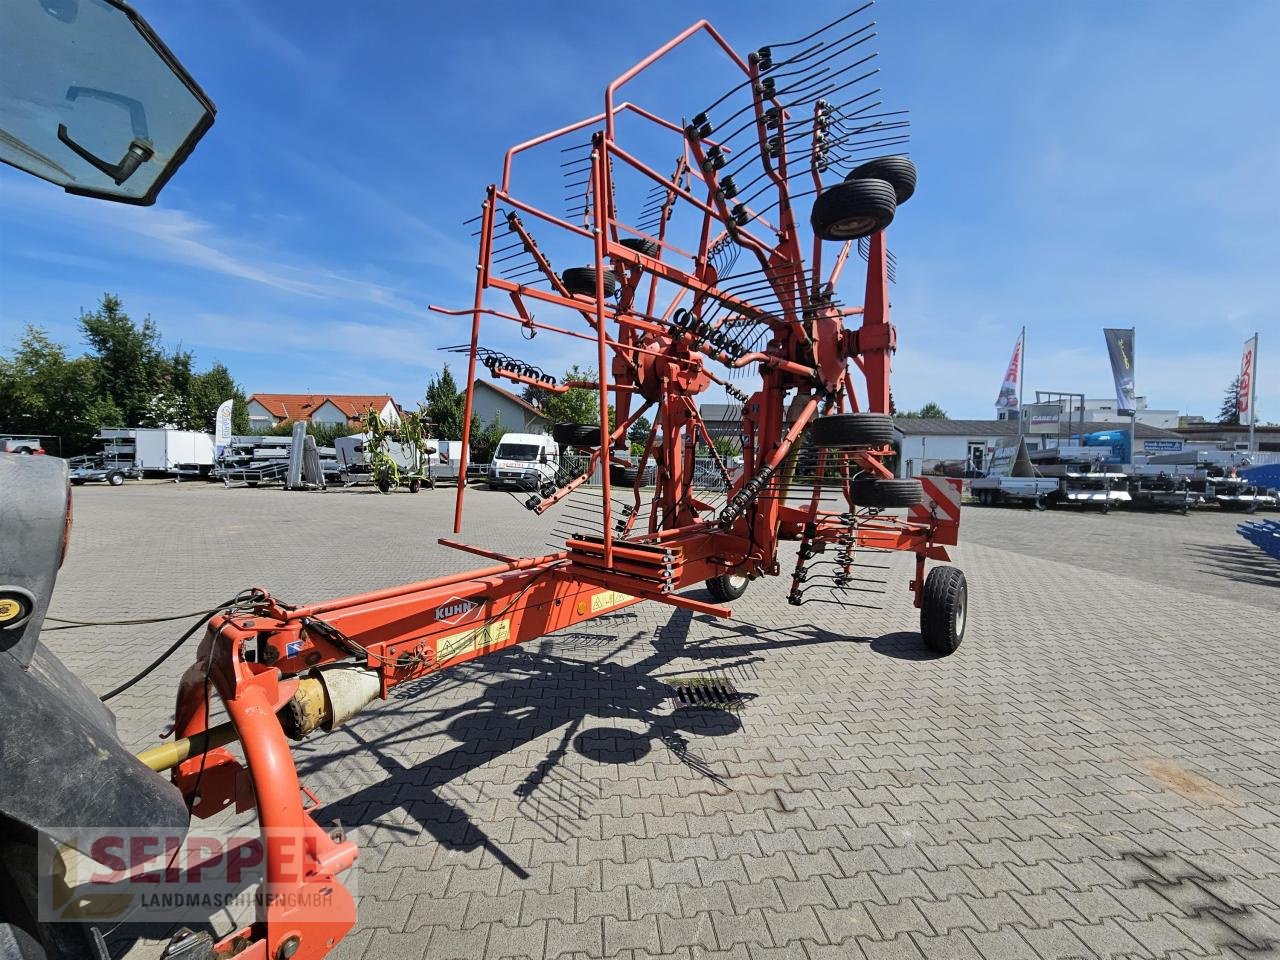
[0,177,427,314]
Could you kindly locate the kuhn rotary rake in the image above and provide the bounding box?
[160,6,968,958]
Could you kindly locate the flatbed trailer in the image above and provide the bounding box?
[1128,473,1199,513]
[970,475,1059,508]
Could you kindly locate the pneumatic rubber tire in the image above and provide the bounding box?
[107,471,125,486]
[846,155,917,204]
[610,464,642,487]
[620,238,660,257]
[849,478,924,508]
[920,566,966,655]
[553,423,602,447]
[810,413,895,449]
[562,266,618,297]
[706,573,749,603]
[810,178,896,241]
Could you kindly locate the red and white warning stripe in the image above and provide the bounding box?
[908,476,962,526]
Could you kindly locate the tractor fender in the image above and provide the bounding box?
[0,455,190,857]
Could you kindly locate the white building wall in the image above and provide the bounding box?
[309,400,350,425]
[897,433,1042,477]
[246,400,276,428]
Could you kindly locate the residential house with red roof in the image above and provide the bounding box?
[246,394,400,430]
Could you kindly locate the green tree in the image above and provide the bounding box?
[628,414,652,446]
[471,412,506,463]
[526,364,601,426]
[898,401,948,419]
[0,325,122,453]
[1218,376,1242,425]
[79,293,167,426]
[425,365,465,437]
[189,362,250,433]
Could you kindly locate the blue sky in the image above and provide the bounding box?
[1,0,1276,421]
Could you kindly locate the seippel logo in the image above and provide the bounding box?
[435,597,480,625]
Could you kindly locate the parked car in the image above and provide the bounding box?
[0,437,45,455]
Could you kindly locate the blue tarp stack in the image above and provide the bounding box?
[1238,519,1280,562]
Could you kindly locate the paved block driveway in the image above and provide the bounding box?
[50,483,1280,959]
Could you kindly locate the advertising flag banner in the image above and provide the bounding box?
[1103,328,1136,415]
[1238,335,1258,426]
[214,399,233,456]
[995,329,1023,410]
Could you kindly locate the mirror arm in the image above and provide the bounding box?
[56,126,153,185]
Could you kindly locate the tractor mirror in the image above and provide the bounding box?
[0,0,215,204]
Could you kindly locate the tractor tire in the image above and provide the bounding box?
[408,478,421,493]
[107,470,125,487]
[376,477,392,494]
[846,155,917,204]
[810,178,896,241]
[620,237,660,257]
[553,423,602,447]
[810,413,895,449]
[561,266,618,297]
[850,477,923,507]
[920,565,966,655]
[610,464,642,487]
[0,817,100,960]
[706,573,749,602]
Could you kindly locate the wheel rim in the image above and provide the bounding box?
[829,215,876,237]
[727,574,747,590]
[953,588,966,639]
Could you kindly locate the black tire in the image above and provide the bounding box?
[562,266,618,297]
[1,818,99,960]
[1100,501,1111,514]
[920,566,966,655]
[620,237,660,257]
[610,463,642,487]
[810,413,895,449]
[810,178,896,241]
[70,478,86,486]
[706,573,749,602]
[15,447,34,455]
[850,477,923,508]
[376,477,392,494]
[553,423,602,447]
[846,155,917,204]
[408,478,421,493]
[107,470,125,486]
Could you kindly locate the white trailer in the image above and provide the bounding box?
[95,428,215,477]
[131,429,215,476]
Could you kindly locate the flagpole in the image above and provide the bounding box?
[1249,332,1258,456]
[1130,326,1137,469]
[1018,326,1025,438]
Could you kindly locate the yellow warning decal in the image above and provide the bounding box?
[590,590,635,614]
[0,598,22,624]
[435,618,511,663]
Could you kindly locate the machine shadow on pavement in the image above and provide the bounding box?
[283,603,939,881]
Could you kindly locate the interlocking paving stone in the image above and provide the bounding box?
[47,486,1277,960]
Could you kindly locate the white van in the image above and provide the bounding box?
[488,432,558,490]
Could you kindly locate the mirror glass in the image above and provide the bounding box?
[0,0,214,204]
